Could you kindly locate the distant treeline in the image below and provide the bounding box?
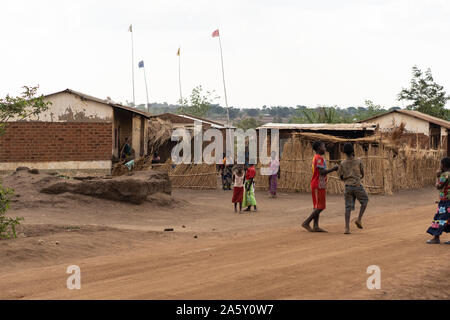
[134,101,400,124]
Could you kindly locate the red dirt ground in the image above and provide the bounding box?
[0,179,449,299]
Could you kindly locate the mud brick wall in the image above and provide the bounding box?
[0,122,112,162]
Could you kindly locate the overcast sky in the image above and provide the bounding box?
[1,0,449,109]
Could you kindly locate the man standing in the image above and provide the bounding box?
[302,141,338,232]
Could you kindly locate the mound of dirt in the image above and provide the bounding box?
[1,168,174,207]
[40,171,171,204]
[111,163,130,176]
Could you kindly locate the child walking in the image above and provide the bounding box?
[232,166,245,213]
[426,157,450,244]
[243,163,257,212]
[302,141,338,232]
[337,143,369,234]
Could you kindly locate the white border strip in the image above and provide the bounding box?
[0,160,111,171]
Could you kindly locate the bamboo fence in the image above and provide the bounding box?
[255,132,444,195]
[166,163,217,189]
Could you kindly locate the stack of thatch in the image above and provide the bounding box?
[389,147,443,192]
[147,118,173,156]
[111,162,130,176]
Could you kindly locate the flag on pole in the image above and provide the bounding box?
[128,24,133,32]
[212,29,219,37]
[177,47,180,56]
[138,60,144,68]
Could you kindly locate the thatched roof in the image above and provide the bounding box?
[148,118,173,155]
[292,132,383,144]
[258,123,377,131]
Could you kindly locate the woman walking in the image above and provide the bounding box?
[268,151,280,197]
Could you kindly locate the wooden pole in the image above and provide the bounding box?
[130,25,136,106]
[217,34,230,126]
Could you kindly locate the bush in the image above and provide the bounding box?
[0,182,23,239]
[0,85,48,240]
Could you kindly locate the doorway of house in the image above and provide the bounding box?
[140,117,145,157]
[429,123,441,150]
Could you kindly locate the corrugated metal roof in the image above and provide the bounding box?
[257,123,377,131]
[359,109,450,129]
[177,114,226,129]
[151,112,235,129]
[45,89,152,118]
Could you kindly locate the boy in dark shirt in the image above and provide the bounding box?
[338,143,369,234]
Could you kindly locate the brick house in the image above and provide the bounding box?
[0,89,151,174]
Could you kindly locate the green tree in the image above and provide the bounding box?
[354,100,387,121]
[178,85,219,118]
[398,66,450,120]
[0,86,51,135]
[0,85,50,239]
[245,108,260,117]
[234,117,264,130]
[291,106,348,124]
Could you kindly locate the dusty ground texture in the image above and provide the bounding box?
[0,173,449,300]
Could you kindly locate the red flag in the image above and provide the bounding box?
[212,29,219,37]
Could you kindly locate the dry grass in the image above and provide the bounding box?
[147,118,173,156]
[255,130,444,195]
[168,163,217,189]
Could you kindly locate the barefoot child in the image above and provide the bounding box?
[338,143,369,234]
[243,164,257,212]
[232,167,245,213]
[426,157,450,244]
[302,141,338,232]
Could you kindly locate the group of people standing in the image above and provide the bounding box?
[224,141,370,234]
[231,164,257,212]
[299,139,450,239]
[223,151,280,213]
[301,141,369,234]
[223,139,450,239]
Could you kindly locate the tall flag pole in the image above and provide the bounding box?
[138,60,150,112]
[177,47,183,113]
[128,24,135,106]
[212,29,230,127]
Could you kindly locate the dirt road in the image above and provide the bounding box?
[1,187,449,299]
